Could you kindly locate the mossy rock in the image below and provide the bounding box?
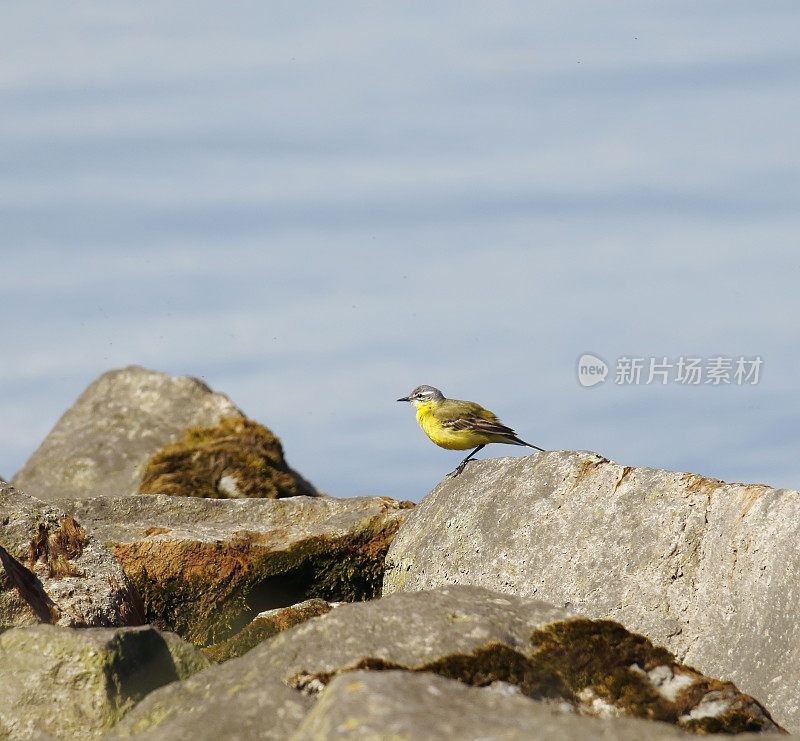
[203,598,334,662]
[112,511,404,646]
[293,618,781,734]
[138,417,315,499]
[527,620,779,733]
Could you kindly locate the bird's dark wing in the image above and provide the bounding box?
[436,400,518,438]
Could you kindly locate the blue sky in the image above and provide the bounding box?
[2,2,799,500]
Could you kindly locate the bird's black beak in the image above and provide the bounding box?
[396,396,410,402]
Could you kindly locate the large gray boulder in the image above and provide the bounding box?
[0,482,142,629]
[383,451,800,731]
[58,492,413,645]
[113,585,781,738]
[0,624,208,738]
[12,366,245,501]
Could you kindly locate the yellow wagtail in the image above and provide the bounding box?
[397,385,544,476]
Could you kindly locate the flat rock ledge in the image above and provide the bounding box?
[383,450,800,731]
[0,483,142,629]
[110,586,783,739]
[58,492,413,646]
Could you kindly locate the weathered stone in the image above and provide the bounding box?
[57,493,413,645]
[138,416,317,499]
[383,451,800,731]
[0,624,209,738]
[289,669,697,741]
[109,659,313,740]
[262,586,779,733]
[12,366,245,501]
[203,598,335,663]
[109,586,781,738]
[0,482,142,629]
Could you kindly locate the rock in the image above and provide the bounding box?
[289,669,696,741]
[0,482,142,629]
[57,493,413,645]
[382,451,800,731]
[109,660,313,740]
[113,585,781,738]
[12,366,244,501]
[137,416,317,499]
[261,585,780,734]
[203,598,335,662]
[0,624,209,738]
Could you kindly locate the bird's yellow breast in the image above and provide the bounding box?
[415,403,491,450]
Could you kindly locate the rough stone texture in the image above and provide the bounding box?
[109,659,313,740]
[383,450,800,731]
[0,482,143,629]
[290,669,696,741]
[109,586,781,738]
[0,624,209,738]
[57,493,413,645]
[12,366,246,501]
[203,598,335,663]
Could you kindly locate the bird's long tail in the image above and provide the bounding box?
[508,435,545,452]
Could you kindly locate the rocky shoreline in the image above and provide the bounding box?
[0,366,796,738]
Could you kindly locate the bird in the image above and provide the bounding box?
[396,385,544,477]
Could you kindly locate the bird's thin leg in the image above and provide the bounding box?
[450,444,485,477]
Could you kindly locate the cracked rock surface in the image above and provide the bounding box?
[383,450,800,730]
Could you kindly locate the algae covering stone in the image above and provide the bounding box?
[12,365,245,501]
[383,451,800,731]
[138,416,317,499]
[57,492,413,646]
[289,670,696,741]
[112,586,781,739]
[0,482,143,629]
[0,624,209,738]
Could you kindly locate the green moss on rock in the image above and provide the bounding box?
[292,620,781,735]
[306,521,401,603]
[528,619,677,721]
[138,417,314,499]
[298,643,571,702]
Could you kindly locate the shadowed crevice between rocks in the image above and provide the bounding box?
[0,545,59,623]
[202,598,334,663]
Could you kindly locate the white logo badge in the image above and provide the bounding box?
[577,353,608,387]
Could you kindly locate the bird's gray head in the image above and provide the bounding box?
[397,385,445,407]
